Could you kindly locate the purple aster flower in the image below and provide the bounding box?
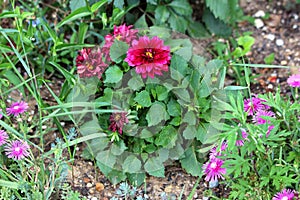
[7,101,29,116]
[108,111,129,134]
[5,140,30,160]
[244,96,270,116]
[272,189,295,200]
[0,130,8,146]
[0,108,3,119]
[202,157,226,182]
[235,129,249,146]
[209,142,227,159]
[287,74,300,87]
[253,110,275,124]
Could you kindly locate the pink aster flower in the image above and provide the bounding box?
[209,142,227,159]
[287,74,300,87]
[244,96,270,116]
[108,111,129,134]
[0,130,8,146]
[76,47,109,79]
[5,140,30,160]
[236,129,249,146]
[7,101,28,116]
[202,157,226,182]
[253,110,275,124]
[102,24,138,61]
[125,36,171,79]
[272,189,295,200]
[0,108,3,119]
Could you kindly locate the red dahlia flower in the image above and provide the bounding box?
[76,48,109,79]
[125,36,171,79]
[108,111,129,134]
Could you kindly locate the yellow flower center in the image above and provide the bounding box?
[115,35,122,40]
[145,51,153,58]
[114,114,121,121]
[87,63,94,70]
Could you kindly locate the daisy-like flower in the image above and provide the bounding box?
[0,130,8,146]
[7,101,28,116]
[287,74,300,87]
[125,36,171,79]
[253,110,275,124]
[272,189,295,200]
[236,129,249,146]
[5,140,30,160]
[202,157,226,182]
[108,111,129,134]
[102,24,138,61]
[209,142,227,159]
[76,48,109,79]
[244,96,270,116]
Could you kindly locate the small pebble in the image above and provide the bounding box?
[280,60,288,65]
[275,39,284,46]
[266,34,275,41]
[267,84,273,89]
[86,183,93,188]
[293,24,298,29]
[95,182,104,192]
[254,19,264,29]
[253,10,265,18]
[91,197,97,200]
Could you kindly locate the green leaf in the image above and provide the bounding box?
[155,86,168,101]
[167,99,181,117]
[180,146,202,176]
[114,0,124,9]
[78,23,88,43]
[172,88,190,103]
[183,125,197,139]
[148,26,171,39]
[0,11,17,19]
[264,53,275,64]
[146,102,169,126]
[155,125,177,149]
[128,73,144,90]
[122,155,142,173]
[170,54,188,81]
[182,111,196,125]
[110,140,127,156]
[134,14,148,28]
[169,12,188,33]
[144,157,165,177]
[104,66,123,84]
[56,7,91,28]
[69,0,86,12]
[187,20,210,38]
[56,43,94,51]
[96,150,116,168]
[206,0,238,22]
[134,91,152,107]
[3,70,25,96]
[127,173,146,186]
[91,0,107,12]
[168,0,192,16]
[155,5,170,24]
[202,8,232,37]
[110,40,129,63]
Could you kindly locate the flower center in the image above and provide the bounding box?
[13,106,19,110]
[15,147,21,153]
[282,196,288,200]
[114,114,121,121]
[210,162,217,169]
[86,63,94,70]
[145,51,153,58]
[115,35,122,40]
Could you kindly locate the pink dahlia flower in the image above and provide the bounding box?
[287,74,300,87]
[203,157,226,182]
[108,111,129,134]
[102,24,138,61]
[253,110,275,124]
[272,189,295,200]
[5,140,30,160]
[125,36,171,79]
[0,130,8,146]
[7,101,28,116]
[244,96,270,116]
[76,48,109,79]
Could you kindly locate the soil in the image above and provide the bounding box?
[4,0,300,199]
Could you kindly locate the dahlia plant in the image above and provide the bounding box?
[70,24,225,185]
